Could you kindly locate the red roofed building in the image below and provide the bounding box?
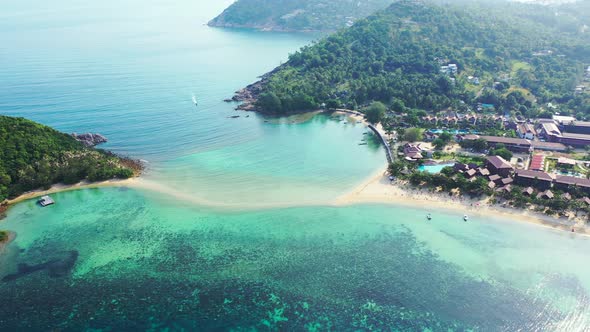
[529,154,545,171]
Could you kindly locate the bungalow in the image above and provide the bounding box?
[539,190,554,200]
[501,177,514,186]
[522,187,534,196]
[423,131,438,141]
[440,116,458,126]
[422,116,438,125]
[477,168,490,176]
[514,170,554,190]
[554,175,590,194]
[485,156,514,177]
[563,192,572,201]
[496,185,512,193]
[489,174,502,183]
[465,169,477,178]
[404,143,424,161]
[454,163,469,173]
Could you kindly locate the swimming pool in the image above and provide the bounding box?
[418,163,454,173]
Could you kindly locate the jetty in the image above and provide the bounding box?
[368,124,393,163]
[330,108,393,163]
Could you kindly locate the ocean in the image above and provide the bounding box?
[1,0,590,330]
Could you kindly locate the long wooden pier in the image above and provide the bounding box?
[329,108,393,163]
[368,124,393,163]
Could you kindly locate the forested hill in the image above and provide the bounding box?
[0,116,140,201]
[236,0,590,119]
[208,0,394,32]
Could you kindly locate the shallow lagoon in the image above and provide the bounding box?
[2,0,590,330]
[2,188,590,330]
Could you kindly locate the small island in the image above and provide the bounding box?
[0,115,142,206]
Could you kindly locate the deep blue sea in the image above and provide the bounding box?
[1,1,590,330]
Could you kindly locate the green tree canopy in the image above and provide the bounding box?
[403,128,423,142]
[0,116,137,201]
[365,101,387,124]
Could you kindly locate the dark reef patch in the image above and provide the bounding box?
[2,250,78,282]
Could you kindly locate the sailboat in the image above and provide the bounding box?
[192,94,198,106]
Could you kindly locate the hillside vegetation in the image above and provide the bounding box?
[0,116,139,201]
[209,0,394,32]
[238,0,590,119]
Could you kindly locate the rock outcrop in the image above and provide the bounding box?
[232,68,281,111]
[71,133,108,147]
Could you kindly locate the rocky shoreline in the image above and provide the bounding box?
[228,68,281,112]
[71,133,108,147]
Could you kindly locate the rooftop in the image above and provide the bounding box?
[555,175,590,188]
[487,156,513,170]
[561,132,590,141]
[566,121,590,128]
[531,141,567,151]
[540,190,554,199]
[480,136,531,146]
[529,154,545,171]
[540,122,562,136]
[557,157,576,166]
[515,170,554,182]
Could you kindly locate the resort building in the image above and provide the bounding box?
[535,119,590,147]
[554,176,590,194]
[485,156,514,177]
[557,133,590,147]
[479,136,532,153]
[562,121,590,134]
[531,141,567,152]
[403,143,424,161]
[514,170,554,190]
[529,154,545,171]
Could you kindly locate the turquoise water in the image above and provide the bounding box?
[418,163,454,174]
[1,188,590,330]
[1,0,590,330]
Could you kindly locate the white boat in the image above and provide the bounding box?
[192,94,198,106]
[427,213,432,220]
[463,214,468,222]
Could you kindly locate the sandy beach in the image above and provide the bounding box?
[335,167,590,236]
[5,178,136,206]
